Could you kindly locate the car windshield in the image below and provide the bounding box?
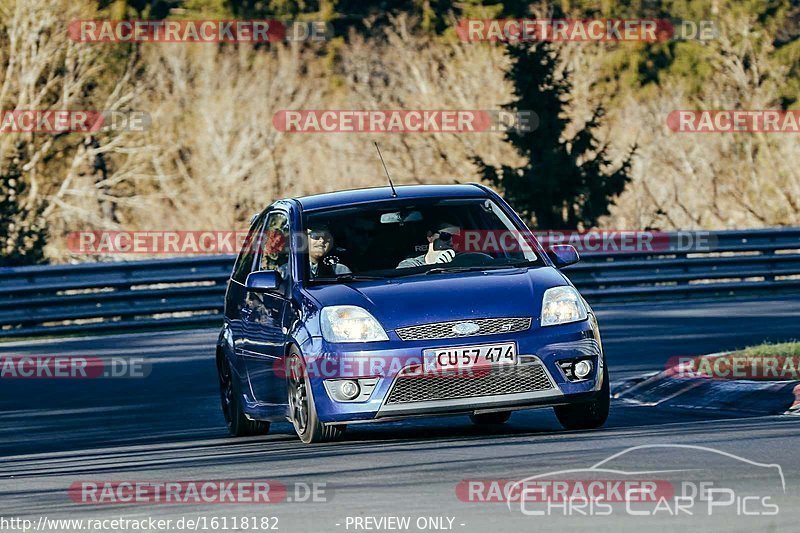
[301,197,540,282]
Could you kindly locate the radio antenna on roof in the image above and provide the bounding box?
[374,141,397,198]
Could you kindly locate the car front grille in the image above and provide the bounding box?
[395,317,532,341]
[384,364,553,405]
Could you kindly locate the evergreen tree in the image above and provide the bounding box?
[0,144,47,266]
[475,42,634,230]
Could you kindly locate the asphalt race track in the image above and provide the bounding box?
[1,295,799,532]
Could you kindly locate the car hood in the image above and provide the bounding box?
[303,266,569,331]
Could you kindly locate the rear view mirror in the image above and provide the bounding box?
[548,245,580,268]
[380,212,401,224]
[380,210,423,224]
[245,270,280,292]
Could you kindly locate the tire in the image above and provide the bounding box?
[470,411,512,425]
[554,363,610,430]
[287,351,345,444]
[218,355,270,437]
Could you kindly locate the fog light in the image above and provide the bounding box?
[338,380,360,400]
[573,360,593,379]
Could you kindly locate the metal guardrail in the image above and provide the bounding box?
[0,256,233,338]
[564,227,800,300]
[1,228,798,338]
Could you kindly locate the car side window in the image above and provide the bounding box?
[232,213,266,284]
[259,212,291,282]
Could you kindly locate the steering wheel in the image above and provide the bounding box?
[448,252,495,267]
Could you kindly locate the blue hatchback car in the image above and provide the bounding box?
[217,184,609,443]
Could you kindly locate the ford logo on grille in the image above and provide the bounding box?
[452,322,480,335]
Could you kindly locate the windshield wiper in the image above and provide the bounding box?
[314,273,387,283]
[505,260,541,268]
[424,265,519,275]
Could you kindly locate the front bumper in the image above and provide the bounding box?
[301,315,605,424]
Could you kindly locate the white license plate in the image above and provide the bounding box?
[423,342,517,371]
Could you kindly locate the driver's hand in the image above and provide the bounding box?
[424,232,440,264]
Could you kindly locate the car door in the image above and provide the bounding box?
[240,210,291,410]
[225,211,267,395]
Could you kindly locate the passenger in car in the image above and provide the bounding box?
[307,223,351,278]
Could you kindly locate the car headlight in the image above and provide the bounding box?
[540,286,588,327]
[320,305,389,343]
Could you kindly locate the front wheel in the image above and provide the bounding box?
[287,352,345,444]
[554,364,610,430]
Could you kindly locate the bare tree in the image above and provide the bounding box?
[0,0,141,262]
[603,14,800,229]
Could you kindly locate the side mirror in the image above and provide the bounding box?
[245,270,280,292]
[548,244,580,268]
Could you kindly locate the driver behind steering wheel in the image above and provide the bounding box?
[397,222,460,268]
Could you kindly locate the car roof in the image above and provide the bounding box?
[293,184,489,211]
